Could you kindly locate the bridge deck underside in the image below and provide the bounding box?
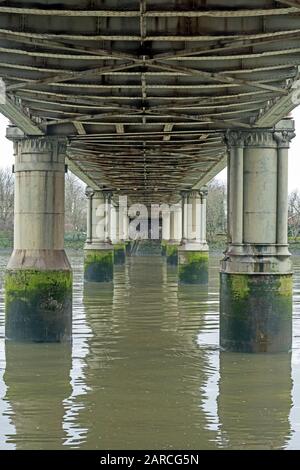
[0,0,300,203]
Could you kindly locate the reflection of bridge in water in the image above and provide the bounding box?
[0,253,296,449]
[0,2,300,351]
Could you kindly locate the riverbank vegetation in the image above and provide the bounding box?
[1,168,300,253]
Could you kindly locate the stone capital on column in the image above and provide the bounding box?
[199,186,208,200]
[180,190,189,199]
[102,189,113,201]
[85,186,95,199]
[274,130,296,149]
[13,135,68,159]
[225,130,245,148]
[243,129,277,149]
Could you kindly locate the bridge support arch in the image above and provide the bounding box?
[5,136,72,342]
[220,119,295,353]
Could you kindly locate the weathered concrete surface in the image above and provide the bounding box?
[178,250,209,284]
[178,188,209,283]
[221,121,295,353]
[84,189,114,281]
[166,243,179,266]
[5,137,72,342]
[220,273,293,353]
[84,249,114,282]
[113,243,126,265]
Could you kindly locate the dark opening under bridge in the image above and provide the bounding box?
[0,0,300,352]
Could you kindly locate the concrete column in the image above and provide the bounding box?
[275,130,294,246]
[165,204,181,266]
[85,187,94,244]
[226,132,244,244]
[162,209,171,242]
[220,119,295,353]
[181,191,188,243]
[178,189,209,284]
[175,206,182,242]
[103,190,112,244]
[113,204,126,265]
[200,187,208,246]
[5,136,72,342]
[187,190,201,242]
[84,190,114,282]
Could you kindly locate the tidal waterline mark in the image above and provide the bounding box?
[92,195,203,242]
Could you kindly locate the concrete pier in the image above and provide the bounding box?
[5,136,72,342]
[220,119,295,353]
[166,205,181,266]
[178,189,209,284]
[112,204,126,265]
[84,189,114,282]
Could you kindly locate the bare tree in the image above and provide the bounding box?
[0,167,14,231]
[65,172,86,233]
[207,179,226,242]
[288,190,300,239]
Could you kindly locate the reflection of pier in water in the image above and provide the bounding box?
[4,343,72,450]
[1,253,297,449]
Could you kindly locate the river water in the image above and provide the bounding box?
[0,250,299,450]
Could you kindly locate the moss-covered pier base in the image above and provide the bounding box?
[4,136,73,342]
[84,246,114,282]
[166,243,179,266]
[113,243,126,265]
[5,267,72,342]
[178,248,209,284]
[220,273,293,353]
[221,123,295,352]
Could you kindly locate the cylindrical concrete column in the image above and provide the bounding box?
[275,130,295,245]
[103,191,112,244]
[170,209,176,241]
[220,120,295,353]
[175,205,182,242]
[181,191,188,243]
[226,132,244,244]
[162,209,171,241]
[187,190,201,242]
[243,132,278,244]
[85,187,94,244]
[113,206,119,243]
[200,187,208,245]
[165,204,181,266]
[84,190,114,282]
[5,136,72,342]
[91,190,106,243]
[113,204,126,265]
[178,189,209,284]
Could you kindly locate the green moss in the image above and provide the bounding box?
[5,270,72,304]
[179,250,209,284]
[230,275,250,300]
[161,241,167,256]
[220,273,293,353]
[84,250,114,282]
[166,244,178,266]
[279,276,293,297]
[5,269,72,342]
[113,243,126,265]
